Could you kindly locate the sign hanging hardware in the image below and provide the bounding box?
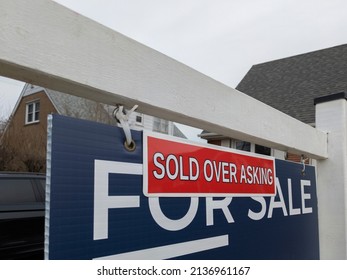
[113,104,138,152]
[301,154,308,176]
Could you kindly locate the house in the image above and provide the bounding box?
[200,44,347,162]
[1,83,185,172]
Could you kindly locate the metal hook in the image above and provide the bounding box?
[113,104,138,152]
[301,155,307,175]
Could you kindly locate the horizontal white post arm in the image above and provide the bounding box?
[0,0,327,159]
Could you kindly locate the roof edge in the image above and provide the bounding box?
[314,92,347,105]
[252,44,347,69]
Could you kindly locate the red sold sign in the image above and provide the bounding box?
[143,132,276,197]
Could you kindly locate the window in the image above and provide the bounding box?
[234,140,271,156]
[255,144,271,156]
[33,178,46,202]
[153,117,169,134]
[235,140,251,152]
[135,114,143,126]
[0,179,37,204]
[26,100,40,124]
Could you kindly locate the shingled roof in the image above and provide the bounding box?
[236,44,347,124]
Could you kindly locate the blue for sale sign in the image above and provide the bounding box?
[45,115,319,259]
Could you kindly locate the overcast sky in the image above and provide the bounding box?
[1,0,347,137]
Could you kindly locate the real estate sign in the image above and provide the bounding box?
[45,115,319,259]
[143,132,276,197]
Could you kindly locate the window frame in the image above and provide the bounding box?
[233,140,272,156]
[153,117,169,134]
[135,113,144,126]
[25,99,40,125]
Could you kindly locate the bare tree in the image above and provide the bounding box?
[1,119,46,172]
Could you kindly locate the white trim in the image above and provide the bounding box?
[44,114,53,260]
[23,85,46,96]
[316,98,347,259]
[25,99,40,124]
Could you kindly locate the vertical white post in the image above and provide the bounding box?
[315,92,347,259]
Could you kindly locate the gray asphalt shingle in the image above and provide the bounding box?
[236,44,347,124]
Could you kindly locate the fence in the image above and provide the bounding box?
[0,0,346,259]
